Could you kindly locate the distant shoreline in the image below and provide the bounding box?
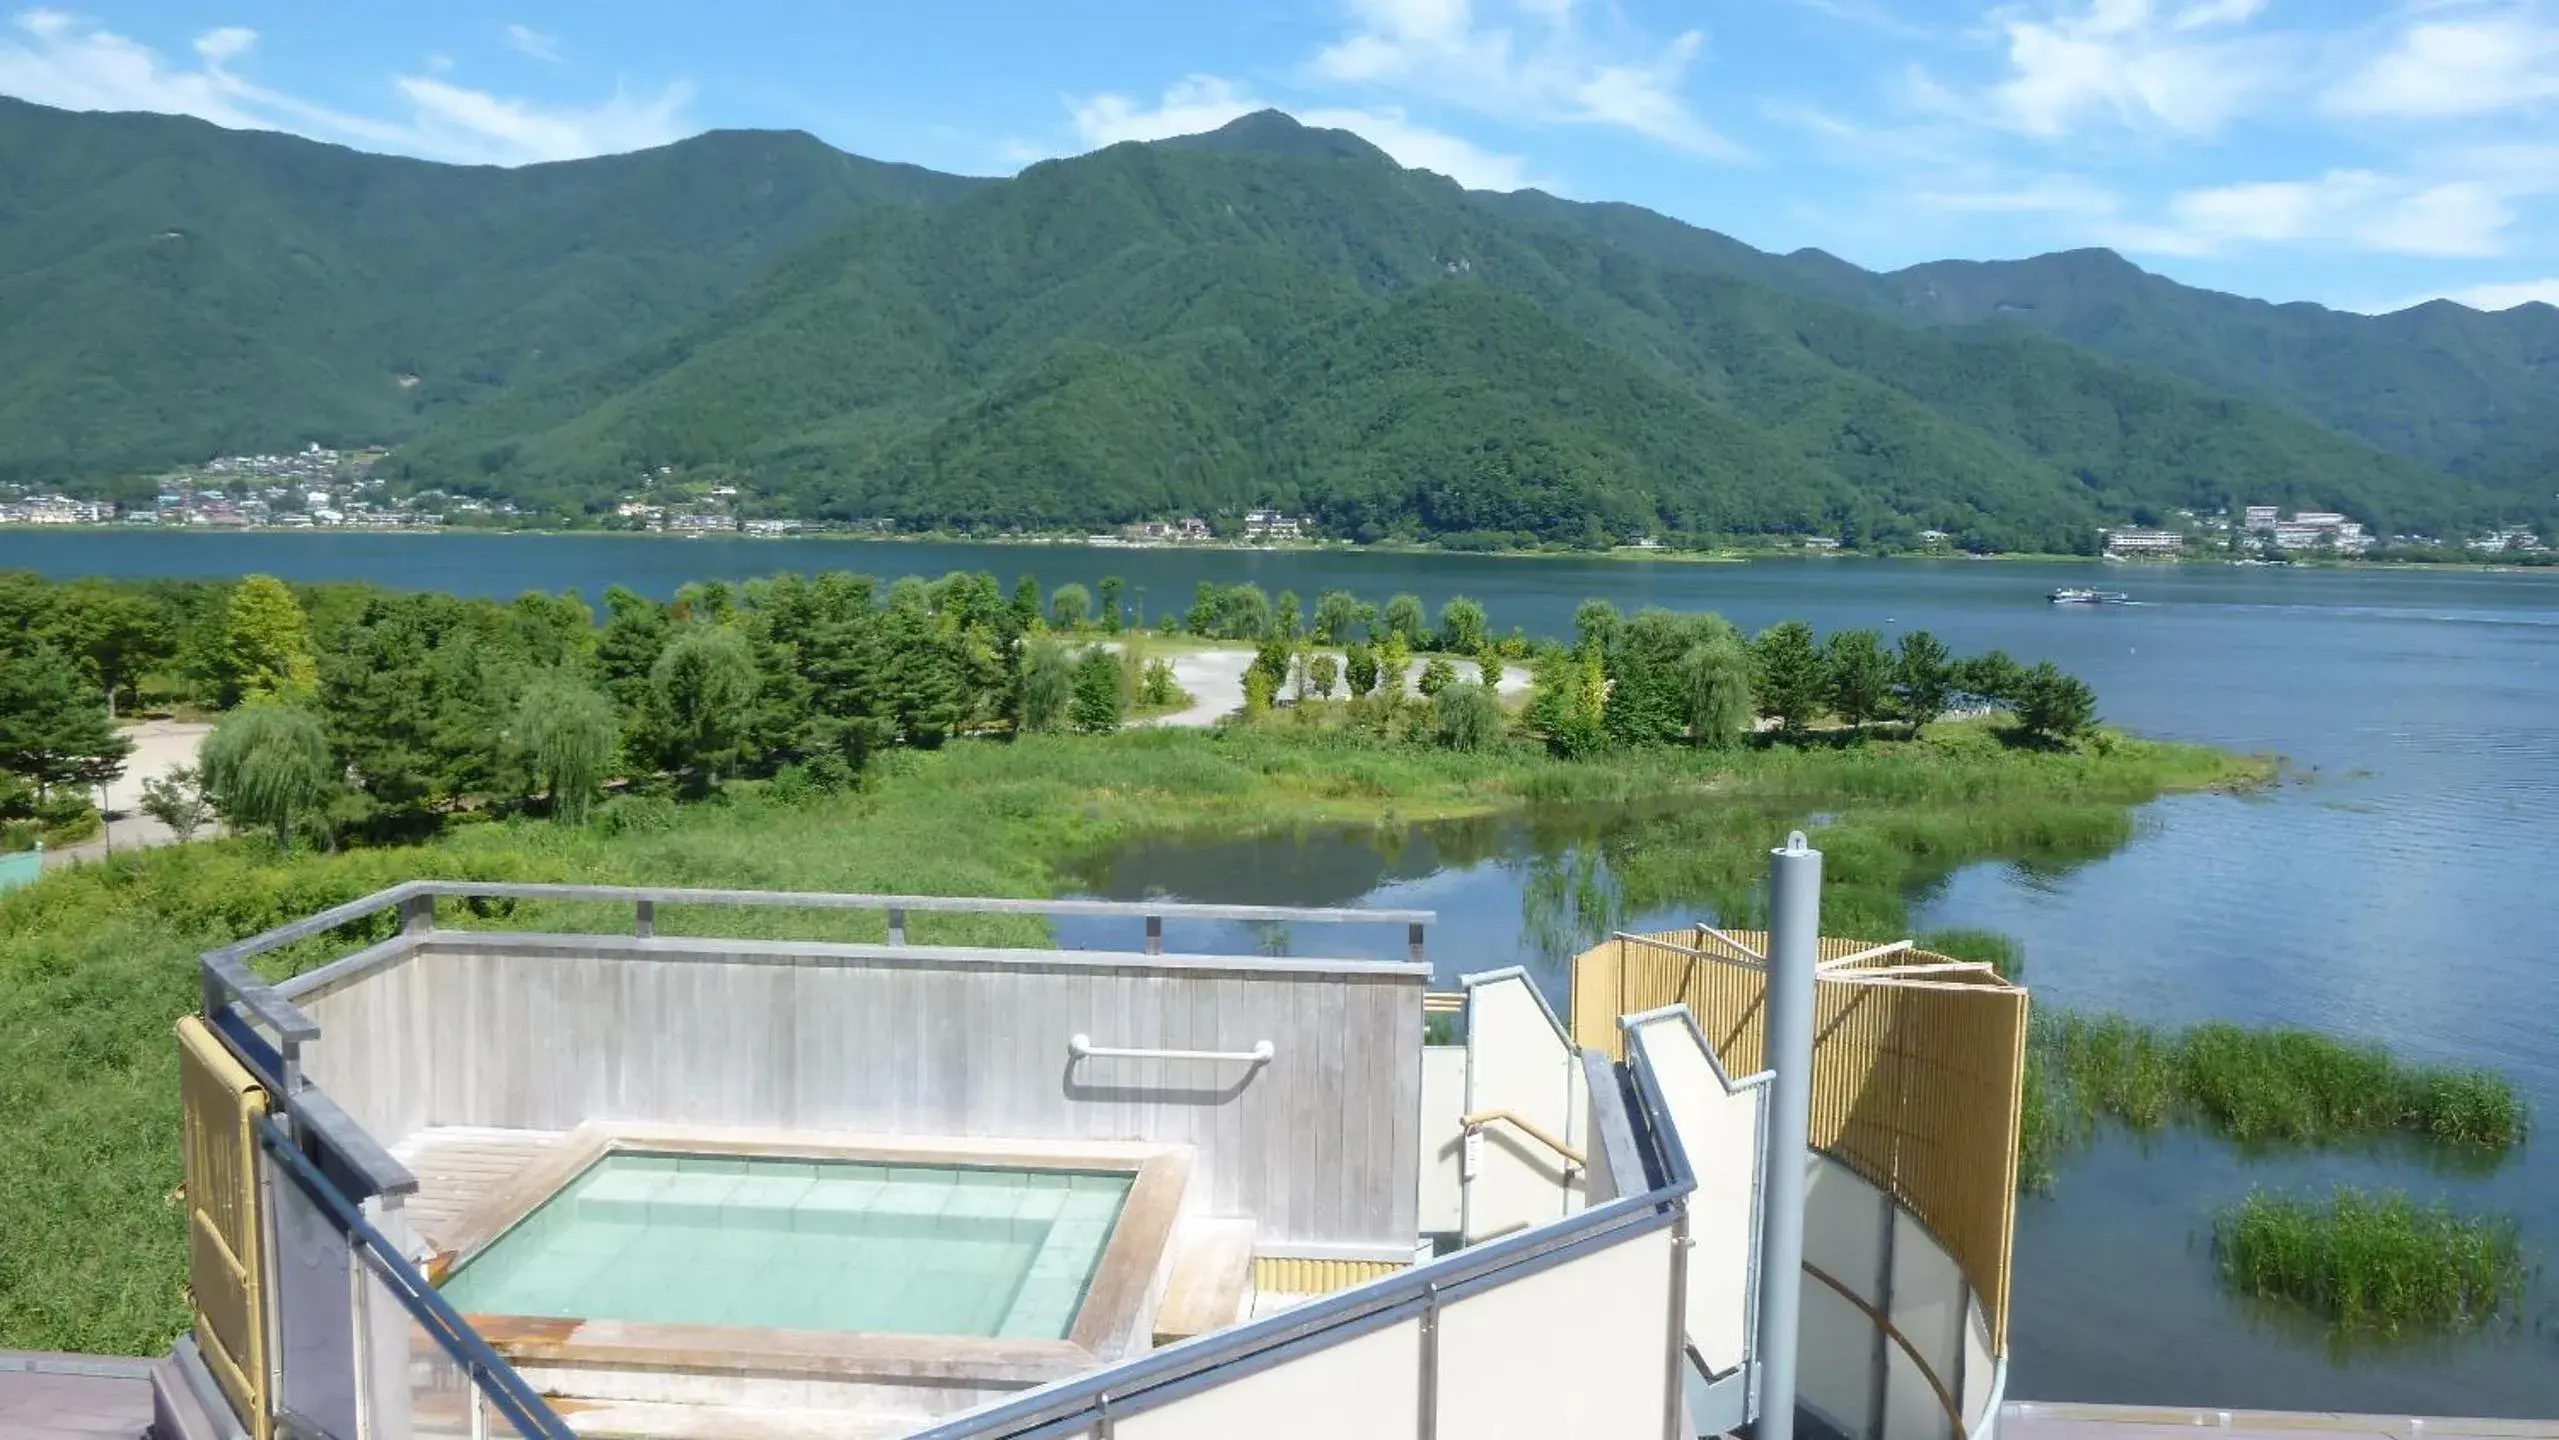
[1,522,2551,575]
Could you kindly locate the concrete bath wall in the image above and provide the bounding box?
[288,931,1428,1252]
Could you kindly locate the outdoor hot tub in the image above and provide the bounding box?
[420,1124,1192,1425]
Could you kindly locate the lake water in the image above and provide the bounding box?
[7,530,2556,1414]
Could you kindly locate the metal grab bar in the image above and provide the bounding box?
[1068,1034,1275,1064]
[1461,1108,1587,1169]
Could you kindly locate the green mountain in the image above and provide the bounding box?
[395,112,2495,548]
[1,100,2545,545]
[0,97,984,480]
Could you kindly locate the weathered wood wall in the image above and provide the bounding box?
[292,932,1426,1250]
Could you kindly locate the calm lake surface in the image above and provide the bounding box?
[7,530,2556,1414]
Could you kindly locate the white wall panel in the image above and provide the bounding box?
[1115,1319,1421,1440]
[1462,975,1578,1242]
[1435,1227,1673,1440]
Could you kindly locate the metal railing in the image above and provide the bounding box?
[204,878,1437,979]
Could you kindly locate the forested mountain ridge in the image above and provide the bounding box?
[0,97,985,480]
[396,113,2491,548]
[0,99,2546,545]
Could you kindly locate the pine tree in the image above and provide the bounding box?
[0,645,131,799]
[1893,630,1956,727]
[1753,621,1826,736]
[648,626,761,785]
[1823,629,1892,735]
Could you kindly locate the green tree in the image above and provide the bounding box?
[1437,597,1490,655]
[648,626,761,784]
[1313,590,1362,645]
[1528,649,1609,757]
[596,586,669,720]
[1049,582,1092,632]
[1434,682,1505,752]
[51,582,175,716]
[1308,653,1340,699]
[1753,621,1826,736]
[1273,589,1304,643]
[1010,576,1044,633]
[1071,647,1124,733]
[1242,666,1276,718]
[511,674,616,823]
[1893,630,1956,728]
[1418,655,1457,698]
[1600,608,1695,747]
[201,701,337,851]
[219,574,319,705]
[1382,593,1429,646]
[1186,582,1220,636]
[2014,663,2098,745]
[1960,649,2025,705]
[1016,634,1074,732]
[1138,657,1183,709]
[1677,628,1756,748]
[883,607,967,748]
[1345,642,1379,696]
[1823,629,1892,734]
[1478,652,1504,690]
[1218,585,1273,641]
[138,764,212,842]
[1098,576,1126,633]
[505,591,598,673]
[1376,633,1412,706]
[1248,641,1292,699]
[0,646,132,799]
[1573,598,1623,658]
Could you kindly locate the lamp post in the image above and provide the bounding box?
[1753,831,1822,1440]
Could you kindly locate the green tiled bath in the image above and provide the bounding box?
[438,1153,1133,1339]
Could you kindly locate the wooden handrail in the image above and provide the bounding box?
[1461,1108,1586,1168]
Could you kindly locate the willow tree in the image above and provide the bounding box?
[1678,630,1757,749]
[1016,634,1073,733]
[200,702,337,851]
[512,675,617,824]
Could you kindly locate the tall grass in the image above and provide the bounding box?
[2214,1188,2528,1335]
[2022,1011,2528,1188]
[0,720,2260,1354]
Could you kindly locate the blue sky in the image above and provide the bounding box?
[3,1,2555,313]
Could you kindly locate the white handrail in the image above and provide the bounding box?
[1068,1034,1274,1064]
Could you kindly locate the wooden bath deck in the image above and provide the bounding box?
[391,1125,568,1250]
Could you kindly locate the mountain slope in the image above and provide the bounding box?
[0,97,985,479]
[395,115,2500,546]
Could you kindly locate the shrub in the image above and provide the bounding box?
[1417,655,1457,698]
[1434,683,1506,752]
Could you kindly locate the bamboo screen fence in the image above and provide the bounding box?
[1572,927,2029,1354]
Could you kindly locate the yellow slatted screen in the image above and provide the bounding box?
[1252,1255,1409,1297]
[1574,928,2028,1355]
[177,1015,272,1440]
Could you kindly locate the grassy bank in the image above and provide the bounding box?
[2021,1011,2528,1190]
[2214,1188,2529,1336]
[0,719,2258,1355]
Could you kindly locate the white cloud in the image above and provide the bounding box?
[0,10,691,165]
[2328,13,2559,118]
[503,23,561,64]
[1971,0,2285,138]
[1307,0,1746,159]
[1063,74,1548,191]
[2116,169,2528,258]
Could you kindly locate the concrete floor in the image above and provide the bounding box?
[0,1351,151,1440]
[2001,1402,2559,1440]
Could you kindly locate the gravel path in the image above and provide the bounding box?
[48,718,215,864]
[1136,646,1532,729]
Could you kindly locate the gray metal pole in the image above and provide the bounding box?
[1754,830,1822,1440]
